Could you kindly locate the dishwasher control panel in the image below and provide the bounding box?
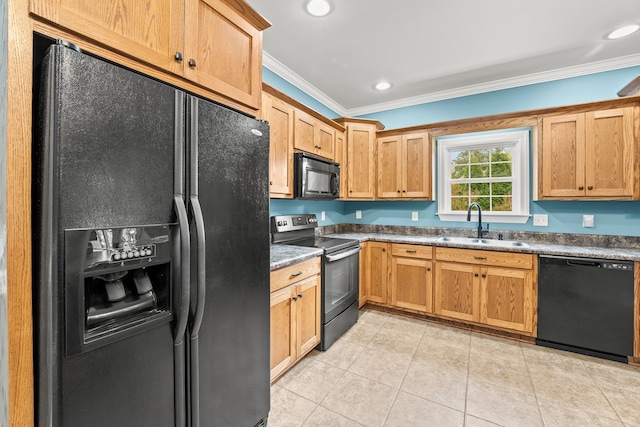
[601,262,633,271]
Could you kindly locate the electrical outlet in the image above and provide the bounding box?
[321,211,325,221]
[355,210,362,219]
[411,211,419,221]
[583,214,594,228]
[533,214,548,226]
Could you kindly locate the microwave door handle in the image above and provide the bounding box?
[331,172,339,196]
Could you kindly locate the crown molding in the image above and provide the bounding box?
[263,51,640,118]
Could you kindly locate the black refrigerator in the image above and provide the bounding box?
[33,41,270,427]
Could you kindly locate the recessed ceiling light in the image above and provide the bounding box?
[375,82,392,91]
[306,0,331,17]
[606,24,639,40]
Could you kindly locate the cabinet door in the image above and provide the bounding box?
[293,109,317,153]
[585,108,634,197]
[480,267,534,334]
[403,132,431,198]
[316,122,335,159]
[31,0,185,76]
[366,242,390,304]
[296,276,322,355]
[434,262,479,322]
[347,124,377,199]
[263,93,294,198]
[270,286,295,381]
[377,135,402,198]
[335,130,348,200]
[358,243,368,307]
[541,113,586,197]
[184,0,263,109]
[391,256,433,313]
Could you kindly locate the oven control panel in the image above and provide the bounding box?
[271,214,318,233]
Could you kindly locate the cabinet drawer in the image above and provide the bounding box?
[435,247,533,269]
[271,257,321,292]
[391,244,433,259]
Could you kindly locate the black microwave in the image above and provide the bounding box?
[294,152,340,199]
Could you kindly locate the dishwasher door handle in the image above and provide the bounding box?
[566,260,601,268]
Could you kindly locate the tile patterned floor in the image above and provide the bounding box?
[269,308,640,426]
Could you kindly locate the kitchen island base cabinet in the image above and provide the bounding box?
[270,258,321,382]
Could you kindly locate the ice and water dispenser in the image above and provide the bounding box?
[64,225,174,355]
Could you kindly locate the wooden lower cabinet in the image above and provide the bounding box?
[365,241,390,304]
[359,242,368,307]
[434,247,536,335]
[270,258,321,382]
[391,244,433,313]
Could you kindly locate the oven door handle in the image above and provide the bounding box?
[326,246,361,263]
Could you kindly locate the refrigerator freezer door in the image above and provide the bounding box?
[34,43,182,427]
[188,95,271,426]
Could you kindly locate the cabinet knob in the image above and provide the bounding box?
[188,59,197,68]
[474,273,479,277]
[402,190,406,193]
[481,274,486,278]
[427,267,431,272]
[587,186,593,190]
[397,190,401,193]
[297,293,303,299]
[174,52,184,62]
[292,295,298,301]
[270,181,273,185]
[578,186,584,190]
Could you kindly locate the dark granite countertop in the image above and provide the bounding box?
[326,232,640,262]
[270,244,323,271]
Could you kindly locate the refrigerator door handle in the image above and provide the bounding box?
[173,195,191,343]
[189,195,207,337]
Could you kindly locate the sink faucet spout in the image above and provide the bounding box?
[467,202,485,239]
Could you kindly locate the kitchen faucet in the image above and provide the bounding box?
[467,202,488,239]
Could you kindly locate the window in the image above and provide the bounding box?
[437,129,530,223]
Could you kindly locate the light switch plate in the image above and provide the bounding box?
[533,214,548,226]
[321,211,326,221]
[583,214,594,228]
[412,211,419,221]
[355,210,362,219]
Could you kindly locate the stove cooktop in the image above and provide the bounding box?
[286,236,359,254]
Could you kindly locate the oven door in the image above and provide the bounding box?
[323,246,361,322]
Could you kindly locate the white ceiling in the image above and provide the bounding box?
[246,0,640,117]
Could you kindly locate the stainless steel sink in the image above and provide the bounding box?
[436,236,529,248]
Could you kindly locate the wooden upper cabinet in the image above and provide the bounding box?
[262,92,294,198]
[541,107,635,199]
[184,0,264,109]
[377,131,430,199]
[31,0,269,110]
[293,109,334,159]
[335,130,348,199]
[31,0,186,75]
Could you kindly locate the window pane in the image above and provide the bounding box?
[470,164,489,178]
[470,197,490,211]
[492,182,512,196]
[451,197,469,211]
[470,182,489,196]
[451,183,469,196]
[491,147,512,162]
[491,162,512,177]
[470,149,490,163]
[492,196,512,211]
[451,165,468,179]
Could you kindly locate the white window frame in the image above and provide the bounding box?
[437,129,530,224]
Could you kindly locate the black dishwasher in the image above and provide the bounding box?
[537,255,634,362]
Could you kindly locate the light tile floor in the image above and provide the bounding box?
[269,308,640,426]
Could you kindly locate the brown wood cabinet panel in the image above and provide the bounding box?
[335,130,348,200]
[435,247,533,269]
[270,257,321,293]
[391,256,433,313]
[316,122,335,159]
[184,0,263,109]
[540,107,634,199]
[296,275,322,355]
[31,0,186,76]
[392,244,433,259]
[263,92,294,198]
[347,124,377,198]
[403,132,430,198]
[377,135,402,198]
[270,286,295,379]
[359,243,368,307]
[434,261,479,322]
[294,109,316,153]
[480,266,534,333]
[366,242,390,304]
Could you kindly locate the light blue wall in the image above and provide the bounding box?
[265,66,640,236]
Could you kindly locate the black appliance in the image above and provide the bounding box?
[537,255,634,362]
[271,214,360,350]
[33,41,270,426]
[294,152,340,200]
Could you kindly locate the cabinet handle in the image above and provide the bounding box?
[474,273,479,277]
[474,256,487,260]
[292,295,298,301]
[297,293,303,299]
[406,250,417,253]
[174,52,183,62]
[587,186,593,190]
[578,186,584,190]
[188,59,197,68]
[269,181,273,185]
[289,271,303,278]
[481,274,486,278]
